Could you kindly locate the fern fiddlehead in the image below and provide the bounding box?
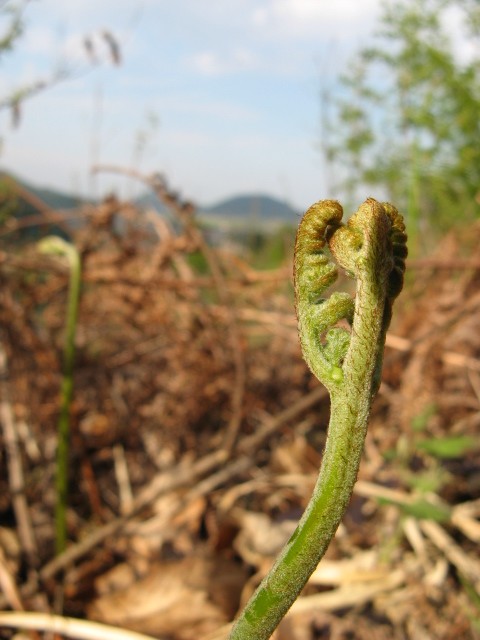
[38,236,81,555]
[229,198,407,640]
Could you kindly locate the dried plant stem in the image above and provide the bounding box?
[229,199,407,640]
[32,386,326,591]
[92,165,247,452]
[0,611,158,640]
[0,349,38,566]
[38,237,81,555]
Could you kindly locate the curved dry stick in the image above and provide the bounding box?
[91,165,246,452]
[229,198,407,640]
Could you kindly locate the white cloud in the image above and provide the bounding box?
[188,47,258,76]
[252,0,380,38]
[189,51,223,76]
[34,0,150,25]
[22,25,57,57]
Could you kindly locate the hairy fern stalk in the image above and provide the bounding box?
[229,198,407,640]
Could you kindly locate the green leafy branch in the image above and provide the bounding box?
[229,198,407,640]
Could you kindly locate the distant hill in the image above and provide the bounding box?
[0,171,87,210]
[30,185,86,210]
[202,194,299,223]
[0,171,90,240]
[136,192,299,225]
[0,170,299,232]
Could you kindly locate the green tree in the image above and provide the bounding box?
[326,0,480,251]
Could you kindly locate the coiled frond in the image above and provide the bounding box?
[229,197,407,640]
[294,197,407,392]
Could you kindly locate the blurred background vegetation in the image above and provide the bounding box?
[323,0,480,253]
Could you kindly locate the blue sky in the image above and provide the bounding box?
[1,0,385,209]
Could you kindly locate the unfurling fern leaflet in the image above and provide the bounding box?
[294,197,407,395]
[229,198,407,640]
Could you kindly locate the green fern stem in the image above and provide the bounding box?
[38,236,81,555]
[229,198,407,640]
